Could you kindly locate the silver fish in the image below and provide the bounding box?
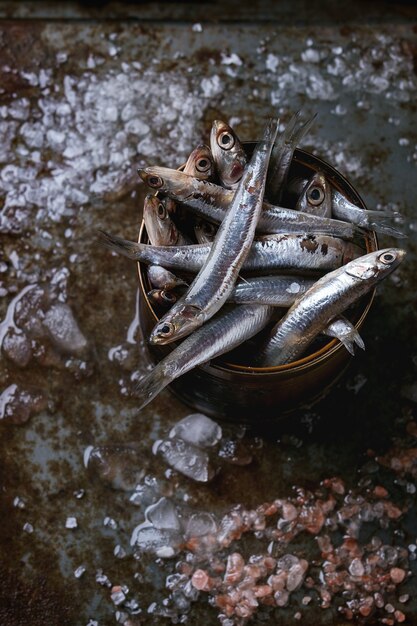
[100,231,363,275]
[138,167,361,240]
[147,265,188,291]
[256,248,405,366]
[266,110,317,204]
[194,219,216,244]
[148,118,279,345]
[147,289,178,307]
[210,120,247,188]
[183,144,215,181]
[143,194,189,247]
[135,304,274,410]
[296,171,332,218]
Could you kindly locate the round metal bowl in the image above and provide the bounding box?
[137,147,378,422]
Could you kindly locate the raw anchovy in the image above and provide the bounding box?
[143,194,189,247]
[210,119,247,188]
[147,289,178,307]
[194,219,216,244]
[296,171,332,218]
[99,231,363,275]
[266,110,317,204]
[322,316,365,355]
[147,265,188,290]
[138,167,361,240]
[256,248,405,366]
[135,304,274,410]
[183,144,215,181]
[148,118,278,345]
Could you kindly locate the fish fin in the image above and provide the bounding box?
[364,212,407,239]
[98,230,143,260]
[340,328,365,355]
[284,111,317,147]
[134,365,171,410]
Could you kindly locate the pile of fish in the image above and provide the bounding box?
[101,112,406,409]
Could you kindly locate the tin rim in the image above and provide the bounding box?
[137,148,378,376]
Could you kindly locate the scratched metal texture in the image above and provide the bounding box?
[0,4,416,625]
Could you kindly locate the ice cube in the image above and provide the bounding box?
[169,414,222,448]
[131,525,183,558]
[42,303,87,355]
[185,512,217,538]
[145,497,181,531]
[156,438,216,483]
[85,444,146,491]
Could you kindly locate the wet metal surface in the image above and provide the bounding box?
[0,6,417,626]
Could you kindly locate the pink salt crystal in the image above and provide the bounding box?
[302,596,312,605]
[253,585,272,598]
[282,502,298,521]
[358,596,374,617]
[394,610,406,622]
[267,572,287,591]
[349,558,365,577]
[274,590,289,607]
[374,592,384,608]
[191,569,211,591]
[399,595,409,603]
[298,505,325,534]
[263,557,277,571]
[384,502,402,519]
[374,486,388,498]
[224,553,245,585]
[286,559,308,592]
[324,477,345,495]
[320,589,332,608]
[390,567,406,584]
[294,612,302,620]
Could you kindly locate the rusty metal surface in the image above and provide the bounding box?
[0,8,417,626]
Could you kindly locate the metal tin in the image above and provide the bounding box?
[137,147,378,422]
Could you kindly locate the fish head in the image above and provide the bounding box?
[194,218,216,243]
[149,304,203,345]
[297,171,332,217]
[183,144,214,180]
[143,194,179,246]
[147,289,178,307]
[210,120,247,187]
[345,248,406,281]
[138,166,195,200]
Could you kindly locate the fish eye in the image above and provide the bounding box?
[218,131,235,150]
[147,175,163,188]
[157,203,167,219]
[203,222,215,235]
[196,157,211,172]
[158,322,174,336]
[162,291,176,303]
[307,186,325,206]
[380,251,396,264]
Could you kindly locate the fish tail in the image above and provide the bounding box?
[340,327,365,355]
[134,364,171,410]
[98,229,144,260]
[363,212,407,239]
[284,110,317,147]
